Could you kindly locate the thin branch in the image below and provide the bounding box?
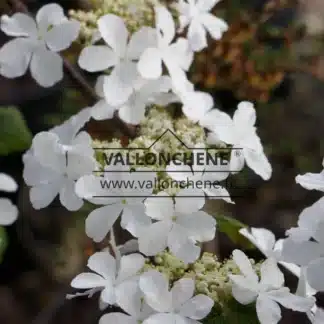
[7,0,138,138]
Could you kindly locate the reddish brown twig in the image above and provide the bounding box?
[7,0,138,138]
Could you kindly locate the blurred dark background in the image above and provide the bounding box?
[0,0,324,323]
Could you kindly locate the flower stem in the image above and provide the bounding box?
[7,0,138,138]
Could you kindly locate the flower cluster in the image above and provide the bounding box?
[1,1,322,324]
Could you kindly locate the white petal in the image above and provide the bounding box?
[0,198,18,226]
[144,192,174,221]
[115,281,142,318]
[138,221,171,256]
[71,272,107,289]
[231,282,258,304]
[314,308,324,324]
[30,46,63,87]
[91,99,115,120]
[266,288,315,312]
[99,313,136,324]
[116,253,145,282]
[121,205,152,237]
[36,3,66,34]
[139,270,172,312]
[176,211,216,242]
[118,99,146,124]
[260,258,284,290]
[127,26,157,59]
[103,62,138,106]
[203,185,234,204]
[307,258,324,291]
[181,91,213,122]
[256,294,282,324]
[0,173,17,192]
[201,13,228,40]
[179,294,214,320]
[244,148,272,180]
[1,13,37,37]
[78,46,117,72]
[100,283,116,304]
[168,224,201,264]
[229,149,245,174]
[199,109,235,144]
[137,47,162,79]
[98,14,128,56]
[29,180,62,209]
[168,38,193,71]
[233,101,256,128]
[239,227,276,257]
[175,188,205,214]
[45,20,80,52]
[296,171,324,192]
[187,20,207,52]
[166,160,192,182]
[59,179,83,211]
[281,239,322,266]
[171,278,195,309]
[155,6,175,45]
[85,204,123,242]
[0,38,33,78]
[88,251,116,280]
[232,249,258,282]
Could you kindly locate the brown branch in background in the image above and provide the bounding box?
[7,0,138,138]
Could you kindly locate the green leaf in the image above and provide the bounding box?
[0,227,8,263]
[216,215,255,249]
[0,106,32,155]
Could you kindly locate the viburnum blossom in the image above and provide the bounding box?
[70,251,145,305]
[139,270,214,324]
[79,14,156,107]
[75,165,156,242]
[200,101,272,180]
[137,6,193,90]
[91,74,175,124]
[239,227,301,277]
[137,189,216,263]
[23,108,96,211]
[282,197,324,291]
[174,0,228,51]
[0,173,18,226]
[99,279,154,324]
[229,250,315,324]
[0,4,80,87]
[166,150,233,203]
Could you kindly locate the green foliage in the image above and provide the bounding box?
[216,215,255,249]
[0,106,32,155]
[0,227,8,263]
[203,299,259,324]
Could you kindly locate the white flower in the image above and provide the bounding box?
[137,6,193,91]
[296,158,324,191]
[23,108,96,211]
[91,74,175,124]
[174,0,228,51]
[139,270,214,324]
[137,189,216,263]
[99,279,154,324]
[75,165,156,242]
[71,251,144,305]
[239,227,301,277]
[282,197,324,291]
[166,149,233,203]
[314,308,324,324]
[0,4,80,87]
[0,173,18,225]
[79,15,156,107]
[229,250,315,324]
[200,101,272,180]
